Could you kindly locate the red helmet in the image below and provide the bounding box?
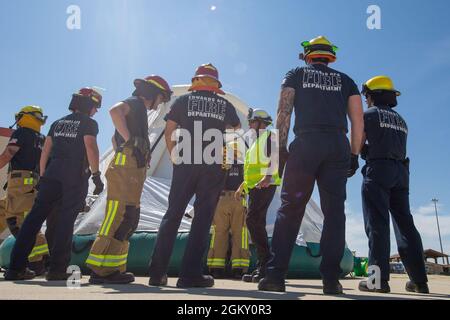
[192,63,222,88]
[74,87,103,107]
[134,75,173,102]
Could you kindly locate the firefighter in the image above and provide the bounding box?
[148,63,241,288]
[207,141,250,279]
[358,76,429,294]
[86,75,172,285]
[0,106,49,276]
[236,109,282,283]
[259,36,364,294]
[4,88,104,281]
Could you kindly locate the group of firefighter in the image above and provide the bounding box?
[0,35,430,295]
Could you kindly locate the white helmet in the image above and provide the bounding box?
[247,108,273,125]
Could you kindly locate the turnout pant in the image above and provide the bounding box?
[149,164,226,279]
[246,186,277,271]
[86,146,146,277]
[9,171,88,273]
[266,133,350,281]
[208,191,250,271]
[5,171,49,262]
[362,160,428,283]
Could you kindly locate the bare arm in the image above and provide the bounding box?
[84,135,100,173]
[0,146,19,170]
[39,137,53,176]
[276,87,295,148]
[347,95,365,155]
[110,102,131,143]
[165,120,178,157]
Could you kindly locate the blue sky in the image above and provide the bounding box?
[1,0,449,257]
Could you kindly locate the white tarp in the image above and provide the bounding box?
[74,85,325,247]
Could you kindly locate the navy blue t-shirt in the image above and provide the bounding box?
[45,112,98,179]
[166,91,240,164]
[7,127,44,173]
[363,106,408,161]
[282,64,360,135]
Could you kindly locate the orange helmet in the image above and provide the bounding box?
[192,63,222,88]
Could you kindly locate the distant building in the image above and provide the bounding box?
[390,249,449,275]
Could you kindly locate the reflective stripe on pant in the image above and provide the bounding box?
[207,192,250,271]
[9,173,88,273]
[5,171,49,262]
[86,146,146,277]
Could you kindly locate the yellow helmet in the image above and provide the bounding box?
[15,106,47,124]
[300,36,338,63]
[362,76,401,96]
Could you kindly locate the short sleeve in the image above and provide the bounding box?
[165,96,184,124]
[346,76,360,97]
[84,119,99,137]
[281,68,299,89]
[47,122,56,138]
[225,102,240,128]
[8,129,25,148]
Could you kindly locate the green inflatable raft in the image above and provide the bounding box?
[0,232,354,279]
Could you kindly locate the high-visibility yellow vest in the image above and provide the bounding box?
[244,130,281,191]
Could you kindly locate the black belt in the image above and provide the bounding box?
[367,158,405,162]
[366,158,409,167]
[297,127,347,134]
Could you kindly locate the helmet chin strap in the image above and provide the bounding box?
[9,114,23,129]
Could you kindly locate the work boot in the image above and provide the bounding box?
[210,268,225,279]
[3,268,36,281]
[46,272,73,281]
[242,268,264,283]
[323,280,344,295]
[258,277,286,293]
[148,274,168,287]
[405,281,430,294]
[176,275,215,288]
[358,280,391,293]
[89,271,135,285]
[252,268,265,283]
[231,268,244,280]
[28,261,46,277]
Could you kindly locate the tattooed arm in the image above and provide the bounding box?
[256,87,295,188]
[276,87,295,148]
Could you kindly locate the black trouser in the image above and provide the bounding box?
[9,175,88,274]
[246,185,277,271]
[266,133,350,281]
[362,160,428,283]
[149,164,226,279]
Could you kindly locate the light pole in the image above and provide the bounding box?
[431,198,445,264]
